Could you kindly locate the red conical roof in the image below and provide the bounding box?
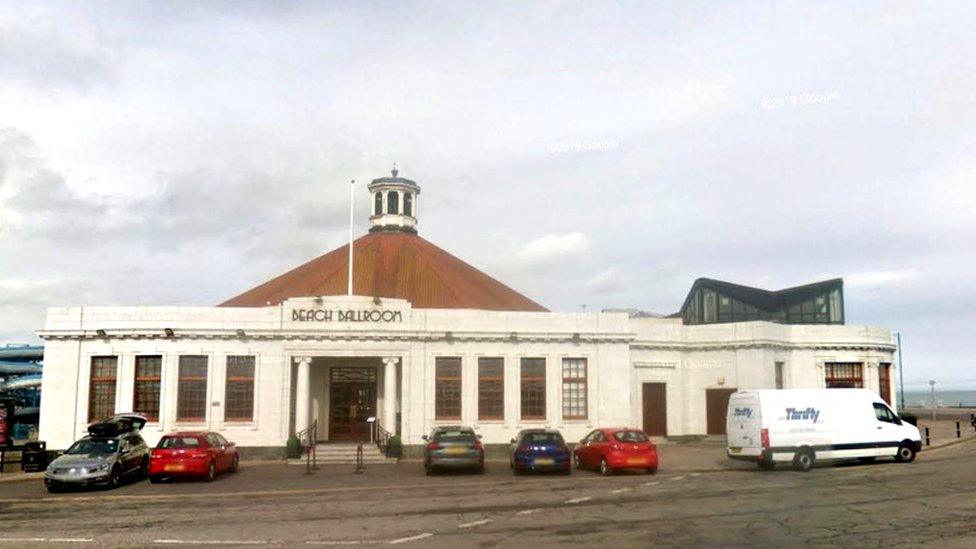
[219,232,548,311]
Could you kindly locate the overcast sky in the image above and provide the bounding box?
[1,1,974,390]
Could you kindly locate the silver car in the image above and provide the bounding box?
[422,425,484,475]
[44,415,150,492]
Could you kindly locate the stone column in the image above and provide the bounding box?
[295,356,312,435]
[382,357,399,432]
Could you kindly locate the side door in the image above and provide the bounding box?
[872,403,901,457]
[119,437,137,474]
[206,434,227,471]
[215,433,235,469]
[577,430,597,466]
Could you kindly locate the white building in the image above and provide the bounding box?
[38,170,897,456]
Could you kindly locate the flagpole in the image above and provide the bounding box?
[348,179,355,296]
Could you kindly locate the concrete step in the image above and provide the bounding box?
[287,443,396,465]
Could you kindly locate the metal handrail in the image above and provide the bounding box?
[296,419,318,471]
[373,421,391,454]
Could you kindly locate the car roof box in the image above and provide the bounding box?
[87,413,148,437]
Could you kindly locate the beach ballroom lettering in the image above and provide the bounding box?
[292,308,403,323]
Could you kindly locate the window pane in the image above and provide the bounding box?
[177,356,208,422]
[478,357,504,420]
[521,358,546,420]
[225,356,255,421]
[387,190,399,215]
[435,357,462,420]
[133,355,162,422]
[562,358,587,419]
[703,290,717,323]
[824,362,863,388]
[374,192,383,216]
[88,356,118,422]
[404,192,413,216]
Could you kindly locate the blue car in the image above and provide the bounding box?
[510,429,571,475]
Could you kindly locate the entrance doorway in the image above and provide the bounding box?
[329,367,377,441]
[706,388,737,435]
[642,383,667,437]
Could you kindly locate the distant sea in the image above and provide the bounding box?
[904,389,976,408]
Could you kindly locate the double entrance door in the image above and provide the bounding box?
[329,367,377,442]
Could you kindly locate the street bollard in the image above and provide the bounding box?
[956,421,961,438]
[925,426,930,446]
[304,442,313,475]
[355,442,365,474]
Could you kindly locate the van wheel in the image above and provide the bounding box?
[792,449,815,472]
[895,444,916,463]
[599,457,613,476]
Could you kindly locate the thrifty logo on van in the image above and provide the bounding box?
[785,407,820,423]
[732,408,753,418]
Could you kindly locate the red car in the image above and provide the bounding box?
[573,428,658,475]
[149,431,239,483]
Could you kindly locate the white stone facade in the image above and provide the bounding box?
[37,295,896,451]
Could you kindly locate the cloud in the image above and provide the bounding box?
[846,270,918,289]
[514,232,592,268]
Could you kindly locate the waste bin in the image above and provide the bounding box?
[21,441,48,472]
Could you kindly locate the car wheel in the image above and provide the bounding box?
[108,466,121,489]
[149,475,162,484]
[645,467,658,475]
[857,457,876,464]
[573,452,583,470]
[46,485,62,494]
[599,457,613,476]
[792,449,815,472]
[230,456,239,473]
[205,462,216,482]
[895,444,916,463]
[562,466,572,476]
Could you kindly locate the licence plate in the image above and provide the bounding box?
[533,457,554,465]
[163,464,185,472]
[626,457,647,466]
[445,447,468,455]
[729,447,742,454]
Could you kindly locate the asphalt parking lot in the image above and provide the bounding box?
[1,440,974,547]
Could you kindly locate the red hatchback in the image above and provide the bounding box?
[573,428,658,475]
[149,432,239,483]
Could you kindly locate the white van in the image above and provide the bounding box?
[726,389,921,471]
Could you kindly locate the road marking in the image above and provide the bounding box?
[387,533,433,545]
[670,476,685,481]
[564,496,592,504]
[1,476,611,505]
[306,542,366,546]
[516,508,540,515]
[458,519,491,529]
[154,541,268,545]
[0,539,91,544]
[610,488,631,494]
[690,472,701,477]
[641,481,660,487]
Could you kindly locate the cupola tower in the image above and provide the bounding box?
[368,166,421,234]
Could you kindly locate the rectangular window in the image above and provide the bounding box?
[435,357,462,420]
[478,357,504,420]
[878,363,892,405]
[824,362,863,388]
[775,361,784,389]
[225,356,255,422]
[520,358,546,420]
[88,356,118,422]
[562,358,587,420]
[133,355,162,422]
[177,355,209,422]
